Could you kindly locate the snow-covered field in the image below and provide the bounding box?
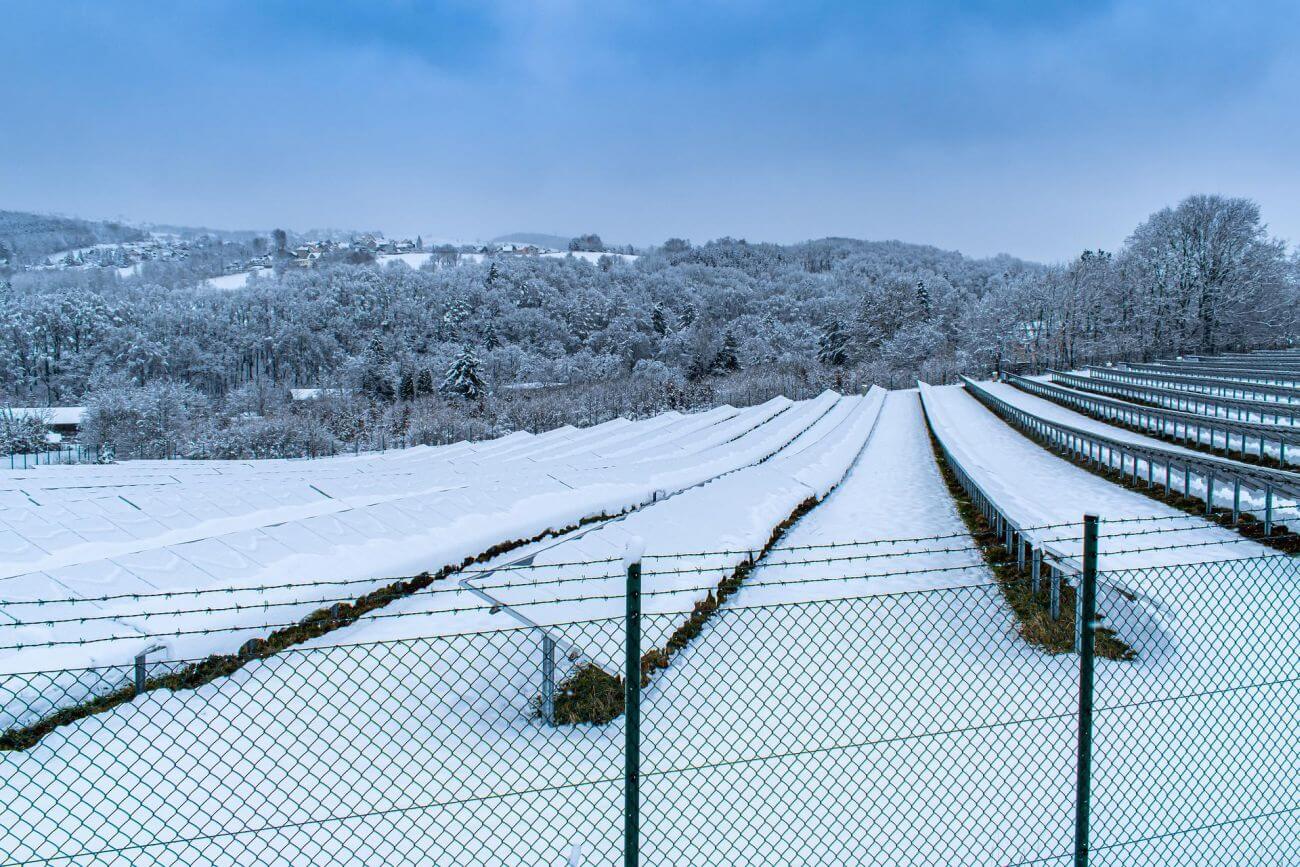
[0,383,1294,865]
[204,267,275,290]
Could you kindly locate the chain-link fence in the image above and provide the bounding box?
[0,536,1296,865]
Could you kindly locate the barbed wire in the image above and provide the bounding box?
[0,544,987,610]
[0,556,626,608]
[6,513,1286,611]
[0,561,1013,642]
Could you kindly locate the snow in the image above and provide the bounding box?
[920,382,1271,570]
[0,385,1293,866]
[375,252,486,269]
[738,389,986,605]
[1008,376,1298,461]
[967,379,1297,528]
[0,394,861,692]
[980,380,1219,462]
[540,251,638,264]
[3,407,85,427]
[376,252,433,268]
[205,267,275,290]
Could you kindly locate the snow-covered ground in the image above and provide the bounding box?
[0,386,1293,866]
[204,267,275,290]
[540,251,638,264]
[0,394,865,704]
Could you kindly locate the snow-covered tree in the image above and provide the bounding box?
[818,319,851,366]
[651,303,670,336]
[358,336,394,400]
[711,331,741,374]
[441,346,487,400]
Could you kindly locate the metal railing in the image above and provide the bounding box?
[3,444,100,469]
[919,381,1083,622]
[1165,357,1300,371]
[1047,369,1300,425]
[962,376,1300,531]
[1086,366,1300,404]
[1005,373,1300,464]
[1119,362,1300,387]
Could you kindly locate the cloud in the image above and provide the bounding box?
[2,0,1298,260]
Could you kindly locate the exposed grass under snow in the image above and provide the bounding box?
[924,418,1137,661]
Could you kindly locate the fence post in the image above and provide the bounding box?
[1050,567,1061,620]
[624,540,644,867]
[1264,485,1274,537]
[540,634,556,726]
[1073,515,1099,867]
[134,644,164,695]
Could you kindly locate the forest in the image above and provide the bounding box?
[2,194,1296,459]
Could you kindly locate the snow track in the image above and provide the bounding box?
[737,389,985,604]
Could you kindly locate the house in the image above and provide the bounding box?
[292,245,323,268]
[4,407,86,436]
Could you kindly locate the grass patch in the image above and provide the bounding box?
[553,492,830,725]
[550,662,624,726]
[924,417,1136,661]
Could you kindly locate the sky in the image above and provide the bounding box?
[2,0,1299,262]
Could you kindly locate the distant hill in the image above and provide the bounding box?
[140,222,269,242]
[0,210,147,264]
[491,232,574,250]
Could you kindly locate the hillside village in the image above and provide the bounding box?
[5,222,625,279]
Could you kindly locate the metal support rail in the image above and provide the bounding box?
[962,377,1300,532]
[1166,357,1300,371]
[1119,363,1300,388]
[1194,350,1300,361]
[917,383,1084,625]
[1005,374,1300,464]
[1047,370,1300,426]
[459,560,595,728]
[1086,366,1300,404]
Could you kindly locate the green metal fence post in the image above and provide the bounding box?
[624,543,643,867]
[1074,515,1099,867]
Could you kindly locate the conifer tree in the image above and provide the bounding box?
[817,319,850,366]
[441,346,487,400]
[680,301,698,328]
[711,330,740,373]
[359,336,394,400]
[651,303,669,336]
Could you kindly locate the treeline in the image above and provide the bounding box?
[0,210,146,265]
[1,194,1296,459]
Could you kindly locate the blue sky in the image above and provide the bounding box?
[2,0,1298,261]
